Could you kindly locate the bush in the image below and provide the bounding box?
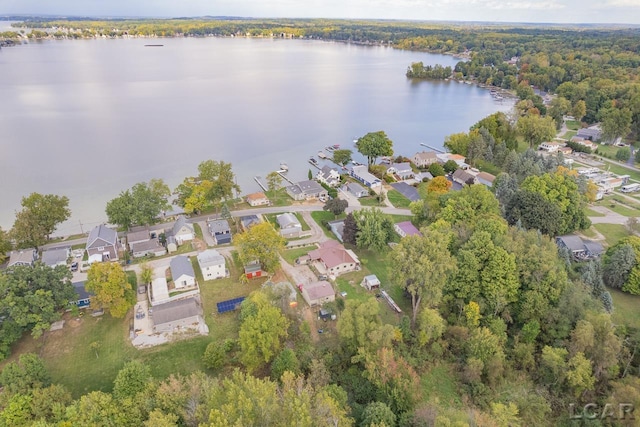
[203,341,227,370]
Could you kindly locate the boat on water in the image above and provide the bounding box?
[144,44,164,47]
[318,151,327,159]
[325,146,335,152]
[333,144,340,149]
[309,157,318,164]
[280,162,289,171]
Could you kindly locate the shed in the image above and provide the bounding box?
[277,212,302,238]
[71,281,93,309]
[361,275,381,291]
[244,262,263,279]
[166,235,178,253]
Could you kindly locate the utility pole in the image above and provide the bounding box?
[78,220,84,234]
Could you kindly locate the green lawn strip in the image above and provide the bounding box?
[578,227,598,239]
[193,223,204,240]
[359,196,384,207]
[566,120,580,130]
[585,207,605,217]
[475,159,502,176]
[71,243,86,250]
[598,159,640,182]
[417,182,429,199]
[594,144,619,158]
[264,188,294,207]
[295,212,311,231]
[609,287,640,330]
[562,130,577,139]
[281,247,314,266]
[310,211,344,240]
[387,189,412,209]
[593,223,630,247]
[264,212,311,232]
[595,198,640,217]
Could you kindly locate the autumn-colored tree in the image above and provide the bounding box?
[426,176,451,194]
[234,221,285,273]
[85,262,135,318]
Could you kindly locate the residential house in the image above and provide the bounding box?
[152,297,207,335]
[539,141,563,152]
[172,216,195,245]
[239,215,261,231]
[127,226,150,247]
[415,171,434,182]
[286,180,328,201]
[300,281,336,307]
[571,136,598,151]
[41,246,70,268]
[559,146,573,155]
[476,172,496,187]
[327,219,345,242]
[350,165,382,188]
[71,281,93,309]
[394,221,422,238]
[452,169,477,186]
[345,182,368,198]
[316,166,341,187]
[170,256,196,289]
[245,192,270,207]
[208,219,232,244]
[361,275,381,291]
[576,126,602,141]
[386,162,414,180]
[556,235,604,261]
[412,151,439,168]
[197,249,227,280]
[244,262,263,279]
[277,213,302,238]
[308,240,360,277]
[438,153,469,169]
[86,224,119,262]
[131,240,166,258]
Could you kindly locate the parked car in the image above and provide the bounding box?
[70,262,78,272]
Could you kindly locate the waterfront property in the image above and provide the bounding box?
[86,224,119,262]
[412,151,439,168]
[245,192,270,207]
[207,218,232,244]
[316,166,341,187]
[197,249,227,280]
[350,165,382,188]
[286,180,328,201]
[386,162,414,180]
[277,212,303,238]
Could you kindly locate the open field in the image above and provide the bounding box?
[595,198,640,217]
[281,247,314,266]
[593,223,629,246]
[609,287,640,330]
[359,196,384,207]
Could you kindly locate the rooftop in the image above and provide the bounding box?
[87,224,117,247]
[304,281,335,301]
[41,246,70,266]
[153,297,199,325]
[170,255,195,279]
[246,192,268,201]
[197,249,225,267]
[308,240,358,269]
[395,221,422,237]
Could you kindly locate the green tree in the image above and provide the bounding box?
[234,222,286,273]
[616,147,631,161]
[390,230,456,326]
[239,292,289,372]
[342,212,358,245]
[353,208,394,251]
[416,307,446,347]
[270,348,300,381]
[505,190,563,236]
[203,341,227,370]
[428,162,445,177]
[11,193,71,249]
[106,179,171,228]
[360,402,396,427]
[0,353,51,394]
[443,159,459,173]
[85,262,135,318]
[602,242,636,289]
[113,360,152,400]
[139,262,153,286]
[572,100,587,122]
[567,352,595,397]
[444,132,471,156]
[323,198,348,218]
[197,159,241,204]
[266,171,283,199]
[601,107,632,142]
[333,149,353,166]
[516,114,557,148]
[490,402,520,427]
[355,131,394,166]
[0,227,12,262]
[337,298,395,354]
[145,410,180,427]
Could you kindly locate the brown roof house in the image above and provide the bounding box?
[245,192,270,207]
[300,280,336,307]
[307,240,360,277]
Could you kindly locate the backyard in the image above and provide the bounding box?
[387,189,413,208]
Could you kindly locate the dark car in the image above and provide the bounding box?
[70,262,78,272]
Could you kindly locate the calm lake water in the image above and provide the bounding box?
[0,37,512,235]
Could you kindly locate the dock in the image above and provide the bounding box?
[253,176,268,192]
[419,143,446,154]
[380,290,402,313]
[277,171,294,185]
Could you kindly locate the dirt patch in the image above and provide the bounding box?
[271,270,288,283]
[301,305,320,343]
[193,238,206,251]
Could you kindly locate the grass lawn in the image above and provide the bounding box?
[264,188,294,207]
[593,223,630,247]
[598,159,640,183]
[417,182,429,199]
[609,287,640,330]
[310,211,344,240]
[562,130,577,139]
[421,363,463,408]
[566,120,581,130]
[475,159,502,176]
[579,227,599,239]
[281,247,314,266]
[585,207,605,217]
[595,144,619,158]
[193,223,204,240]
[263,212,311,232]
[595,198,640,217]
[359,196,384,207]
[387,189,412,208]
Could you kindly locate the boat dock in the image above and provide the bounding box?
[419,143,446,154]
[253,176,268,192]
[277,171,294,185]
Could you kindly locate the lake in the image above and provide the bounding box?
[0,37,512,236]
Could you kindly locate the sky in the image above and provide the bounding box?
[1,0,639,25]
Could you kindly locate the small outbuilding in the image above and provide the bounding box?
[361,275,381,291]
[277,213,302,238]
[244,262,264,279]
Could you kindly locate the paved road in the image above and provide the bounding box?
[588,205,633,225]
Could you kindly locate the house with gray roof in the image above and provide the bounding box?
[197,249,226,280]
[71,281,93,309]
[152,297,207,335]
[131,240,166,258]
[277,213,302,238]
[239,215,261,231]
[556,235,603,261]
[41,246,70,268]
[86,224,119,261]
[345,182,368,198]
[170,256,196,289]
[8,248,37,268]
[172,216,195,245]
[476,172,496,187]
[413,151,439,168]
[316,166,341,187]
[207,219,232,245]
[286,180,328,201]
[386,162,414,180]
[350,165,382,188]
[127,226,150,247]
[452,169,477,186]
[576,126,602,141]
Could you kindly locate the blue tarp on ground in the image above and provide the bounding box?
[390,182,420,202]
[217,297,246,314]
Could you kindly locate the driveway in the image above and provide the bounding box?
[278,254,319,286]
[588,205,630,225]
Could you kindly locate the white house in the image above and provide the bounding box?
[277,212,303,238]
[172,216,195,245]
[412,151,439,168]
[41,246,70,268]
[316,166,341,187]
[386,162,414,180]
[245,192,270,207]
[197,249,226,280]
[170,256,196,289]
[8,248,37,267]
[361,274,381,291]
[539,141,563,152]
[345,182,368,198]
